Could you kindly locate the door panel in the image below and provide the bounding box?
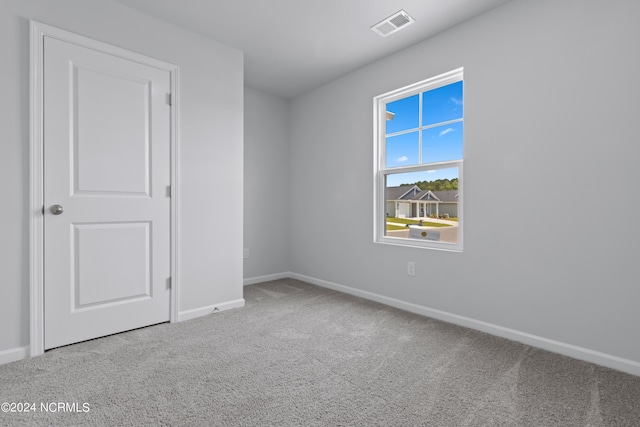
[44,36,171,349]
[73,222,151,308]
[74,65,151,195]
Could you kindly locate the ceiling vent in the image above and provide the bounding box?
[371,10,415,38]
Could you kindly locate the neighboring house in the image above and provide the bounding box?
[386,185,458,218]
[386,185,420,218]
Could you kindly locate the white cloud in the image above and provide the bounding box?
[439,128,455,137]
[396,156,409,162]
[450,97,463,105]
[427,170,436,173]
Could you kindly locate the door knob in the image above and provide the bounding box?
[49,204,64,215]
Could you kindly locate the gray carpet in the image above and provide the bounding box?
[1,279,639,426]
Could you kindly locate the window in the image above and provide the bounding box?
[374,68,463,251]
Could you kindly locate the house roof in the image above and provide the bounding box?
[386,186,458,202]
[431,191,459,202]
[412,190,458,202]
[385,185,420,201]
[411,190,437,201]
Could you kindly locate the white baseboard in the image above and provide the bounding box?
[178,298,245,322]
[243,272,290,286]
[288,272,640,377]
[0,346,29,366]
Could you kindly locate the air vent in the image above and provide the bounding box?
[371,10,415,38]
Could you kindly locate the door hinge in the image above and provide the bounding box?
[166,185,172,197]
[167,93,172,106]
[167,277,172,289]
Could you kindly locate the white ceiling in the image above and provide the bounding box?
[113,0,514,99]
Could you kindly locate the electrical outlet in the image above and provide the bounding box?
[243,248,250,259]
[407,261,415,276]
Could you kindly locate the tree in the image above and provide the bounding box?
[400,178,458,191]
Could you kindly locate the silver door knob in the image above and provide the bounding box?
[49,204,64,215]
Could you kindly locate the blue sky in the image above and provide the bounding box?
[385,81,463,169]
[422,81,463,125]
[386,94,419,134]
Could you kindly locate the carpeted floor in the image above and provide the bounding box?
[1,278,639,426]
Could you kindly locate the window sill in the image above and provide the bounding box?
[375,236,463,253]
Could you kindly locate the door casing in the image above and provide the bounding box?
[29,21,181,357]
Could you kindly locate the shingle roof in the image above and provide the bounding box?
[385,185,418,201]
[408,189,459,202]
[431,190,458,202]
[411,190,436,201]
[386,186,458,202]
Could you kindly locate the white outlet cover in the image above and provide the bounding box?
[407,261,415,276]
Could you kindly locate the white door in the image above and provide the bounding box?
[43,36,172,350]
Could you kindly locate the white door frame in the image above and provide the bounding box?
[29,21,181,357]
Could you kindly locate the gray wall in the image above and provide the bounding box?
[0,0,244,355]
[243,88,290,279]
[288,0,640,364]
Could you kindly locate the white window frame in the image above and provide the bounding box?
[373,68,463,252]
